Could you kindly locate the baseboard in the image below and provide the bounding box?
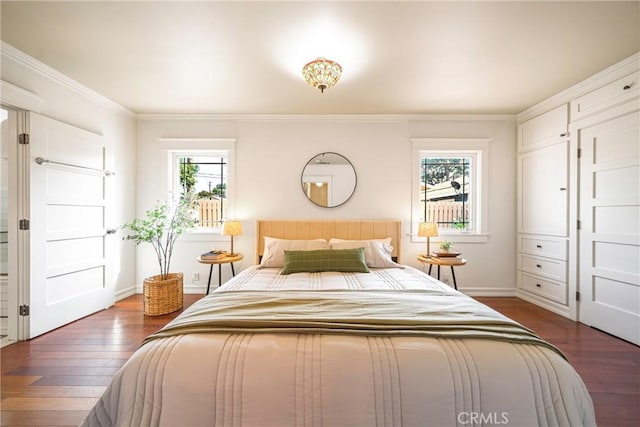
[184,283,207,295]
[460,287,518,297]
[516,290,572,319]
[115,286,137,302]
[132,284,207,295]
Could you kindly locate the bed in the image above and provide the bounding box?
[82,220,595,427]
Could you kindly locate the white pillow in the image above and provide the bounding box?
[260,237,330,268]
[329,238,400,268]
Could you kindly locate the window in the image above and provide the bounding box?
[175,154,228,228]
[161,138,235,232]
[420,154,475,231]
[412,138,489,242]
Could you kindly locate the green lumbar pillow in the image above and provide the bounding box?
[281,248,370,275]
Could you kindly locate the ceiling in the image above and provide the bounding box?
[1,1,638,115]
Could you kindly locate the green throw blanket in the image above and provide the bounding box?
[142,289,565,359]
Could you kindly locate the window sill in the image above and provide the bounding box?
[410,233,489,244]
[179,229,227,242]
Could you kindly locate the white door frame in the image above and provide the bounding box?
[2,82,45,342]
[2,107,19,343]
[16,110,29,340]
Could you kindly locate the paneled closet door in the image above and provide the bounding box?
[579,107,640,345]
[25,112,115,338]
[518,141,569,237]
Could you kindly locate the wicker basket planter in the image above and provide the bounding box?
[143,273,184,316]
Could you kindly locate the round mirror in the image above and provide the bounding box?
[301,152,357,208]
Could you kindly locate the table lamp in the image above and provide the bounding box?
[222,220,242,256]
[418,222,439,257]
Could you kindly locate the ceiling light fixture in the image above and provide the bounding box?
[302,57,342,93]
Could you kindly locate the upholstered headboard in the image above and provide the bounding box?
[256,219,402,264]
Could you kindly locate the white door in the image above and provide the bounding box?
[22,112,115,338]
[579,108,640,345]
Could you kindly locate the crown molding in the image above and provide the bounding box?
[136,113,515,123]
[1,41,135,118]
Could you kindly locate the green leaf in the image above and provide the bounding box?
[120,195,197,277]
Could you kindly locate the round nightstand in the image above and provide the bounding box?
[417,254,467,290]
[197,253,244,294]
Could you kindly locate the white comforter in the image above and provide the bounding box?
[82,266,595,427]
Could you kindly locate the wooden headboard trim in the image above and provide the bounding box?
[256,220,402,264]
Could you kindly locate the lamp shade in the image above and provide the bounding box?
[418,222,439,238]
[222,220,242,236]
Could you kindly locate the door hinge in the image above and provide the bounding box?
[18,133,29,145]
[576,291,581,301]
[19,219,30,230]
[577,148,582,158]
[577,220,581,230]
[19,305,30,316]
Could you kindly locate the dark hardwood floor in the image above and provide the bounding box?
[1,294,203,426]
[478,297,640,427]
[1,295,638,426]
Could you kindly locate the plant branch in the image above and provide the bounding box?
[121,196,196,280]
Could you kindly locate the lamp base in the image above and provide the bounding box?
[229,236,236,258]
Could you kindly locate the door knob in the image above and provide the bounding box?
[106,229,117,235]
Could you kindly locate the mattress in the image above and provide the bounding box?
[82,266,595,427]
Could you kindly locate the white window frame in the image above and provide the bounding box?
[411,138,490,243]
[159,138,236,239]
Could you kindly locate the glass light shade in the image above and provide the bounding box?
[418,222,439,237]
[302,58,342,93]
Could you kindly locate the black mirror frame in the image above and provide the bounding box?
[300,152,357,208]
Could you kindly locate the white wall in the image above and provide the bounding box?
[1,43,138,300]
[1,42,518,298]
[136,115,517,296]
